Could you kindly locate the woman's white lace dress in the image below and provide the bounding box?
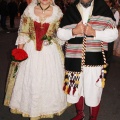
[4,3,67,119]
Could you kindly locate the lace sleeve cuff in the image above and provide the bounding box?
[57,38,66,46]
[15,34,30,45]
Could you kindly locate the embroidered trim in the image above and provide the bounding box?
[63,71,81,95]
[9,107,66,120]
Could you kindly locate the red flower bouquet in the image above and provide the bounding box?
[11,48,28,78]
[11,48,28,62]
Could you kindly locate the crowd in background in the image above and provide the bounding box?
[0,0,120,57]
[1,0,119,28]
[0,0,74,30]
[55,0,75,13]
[0,0,27,30]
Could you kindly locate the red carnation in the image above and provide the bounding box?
[11,48,28,62]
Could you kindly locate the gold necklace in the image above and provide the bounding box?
[37,3,50,14]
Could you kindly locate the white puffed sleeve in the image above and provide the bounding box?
[15,7,31,45]
[57,28,74,41]
[94,28,118,43]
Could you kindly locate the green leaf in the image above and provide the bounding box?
[47,36,52,41]
[42,35,47,40]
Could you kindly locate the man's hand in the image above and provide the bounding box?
[72,21,85,36]
[84,23,96,37]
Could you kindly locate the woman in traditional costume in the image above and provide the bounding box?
[4,0,67,119]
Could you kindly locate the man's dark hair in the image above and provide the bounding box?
[109,0,115,7]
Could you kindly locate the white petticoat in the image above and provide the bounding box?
[9,41,67,117]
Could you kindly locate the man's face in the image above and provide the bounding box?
[80,0,92,3]
[80,0,93,8]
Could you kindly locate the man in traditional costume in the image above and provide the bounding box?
[57,0,118,120]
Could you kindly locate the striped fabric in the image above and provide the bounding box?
[66,44,83,58]
[65,16,115,59]
[66,40,108,58]
[63,24,77,29]
[89,16,116,30]
[86,40,108,52]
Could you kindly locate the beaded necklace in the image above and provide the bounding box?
[37,2,50,14]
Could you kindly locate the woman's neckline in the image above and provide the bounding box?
[33,4,54,22]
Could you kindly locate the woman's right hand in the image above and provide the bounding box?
[18,44,24,49]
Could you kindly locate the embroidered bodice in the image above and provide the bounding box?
[16,3,63,50]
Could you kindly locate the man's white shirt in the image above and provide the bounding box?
[57,3,118,43]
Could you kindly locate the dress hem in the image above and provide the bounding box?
[6,106,67,120]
